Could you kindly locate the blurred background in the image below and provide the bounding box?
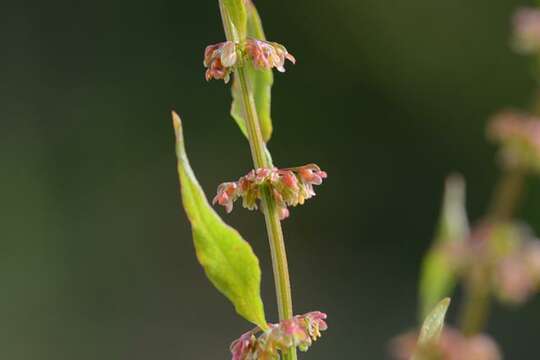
[3,0,540,358]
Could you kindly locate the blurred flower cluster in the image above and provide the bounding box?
[231,311,328,360]
[204,39,295,82]
[213,164,327,220]
[434,221,540,304]
[512,7,540,54]
[390,327,501,360]
[488,110,540,172]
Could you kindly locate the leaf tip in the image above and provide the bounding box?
[440,297,451,308]
[171,110,182,138]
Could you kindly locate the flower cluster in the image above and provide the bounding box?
[213,164,327,220]
[390,327,501,360]
[437,221,540,304]
[203,39,295,82]
[230,311,328,360]
[204,41,238,83]
[488,110,540,172]
[512,7,540,54]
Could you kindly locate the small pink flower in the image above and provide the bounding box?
[212,182,238,213]
[203,41,238,83]
[296,164,328,185]
[230,331,257,360]
[303,311,328,340]
[280,170,299,190]
[245,38,296,72]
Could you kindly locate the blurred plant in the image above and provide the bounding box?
[172,1,327,359]
[391,4,540,359]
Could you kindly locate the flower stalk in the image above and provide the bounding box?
[459,167,525,336]
[219,3,297,359]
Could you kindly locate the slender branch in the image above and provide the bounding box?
[218,3,297,359]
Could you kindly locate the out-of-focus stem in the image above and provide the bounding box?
[218,3,296,359]
[459,266,491,336]
[488,169,525,223]
[459,168,525,336]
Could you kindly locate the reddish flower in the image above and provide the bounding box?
[203,41,238,83]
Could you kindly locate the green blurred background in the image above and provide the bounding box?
[3,0,540,358]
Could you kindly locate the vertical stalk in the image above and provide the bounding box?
[237,65,297,360]
[218,3,296,359]
[458,168,525,336]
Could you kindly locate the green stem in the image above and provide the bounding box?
[218,3,296,359]
[458,168,525,336]
[237,66,297,360]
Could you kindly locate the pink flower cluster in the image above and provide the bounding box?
[488,110,540,172]
[390,327,501,360]
[440,222,540,304]
[230,311,328,360]
[512,7,540,54]
[213,164,327,220]
[203,38,295,83]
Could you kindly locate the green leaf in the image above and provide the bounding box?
[419,175,469,318]
[220,0,247,41]
[413,298,451,360]
[230,0,274,142]
[172,111,267,329]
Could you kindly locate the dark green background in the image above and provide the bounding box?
[3,0,540,358]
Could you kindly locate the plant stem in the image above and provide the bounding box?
[458,266,491,336]
[236,66,297,360]
[458,168,525,336]
[218,3,297,359]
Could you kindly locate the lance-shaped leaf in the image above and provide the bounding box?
[413,298,451,360]
[230,0,274,142]
[220,0,247,41]
[172,111,267,329]
[419,175,469,318]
